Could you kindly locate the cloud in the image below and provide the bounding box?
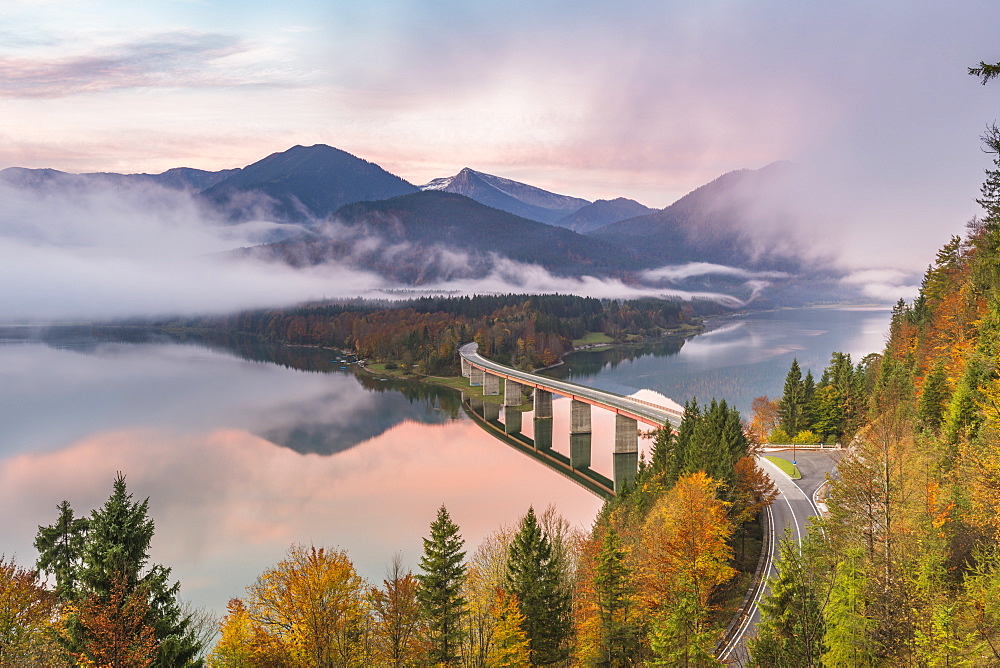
[840,268,921,303]
[641,262,790,282]
[0,176,763,323]
[0,177,389,321]
[410,256,751,308]
[0,32,286,98]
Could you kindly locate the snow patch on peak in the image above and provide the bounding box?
[420,175,455,191]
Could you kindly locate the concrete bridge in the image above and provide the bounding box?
[458,342,684,493]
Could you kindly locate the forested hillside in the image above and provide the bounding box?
[179,294,704,375]
[748,88,1000,665]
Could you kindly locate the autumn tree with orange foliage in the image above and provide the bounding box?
[371,555,426,666]
[73,573,158,668]
[747,396,779,444]
[730,456,778,565]
[0,555,61,664]
[640,472,734,665]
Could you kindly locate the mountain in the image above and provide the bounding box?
[421,167,589,224]
[555,197,655,233]
[0,165,239,192]
[247,190,646,283]
[202,144,419,222]
[589,162,804,271]
[0,167,78,189]
[127,167,240,191]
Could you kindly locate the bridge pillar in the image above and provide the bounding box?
[470,366,484,387]
[615,414,638,453]
[461,357,471,378]
[614,414,639,492]
[483,373,500,396]
[483,402,500,422]
[571,399,591,434]
[570,433,592,469]
[533,417,553,450]
[534,389,553,418]
[504,408,522,434]
[504,379,522,406]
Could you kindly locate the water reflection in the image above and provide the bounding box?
[0,332,603,617]
[462,395,614,499]
[0,421,603,617]
[547,307,890,416]
[0,308,887,618]
[0,328,464,457]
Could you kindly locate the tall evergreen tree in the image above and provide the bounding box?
[593,527,639,667]
[505,507,571,666]
[665,399,700,485]
[35,474,203,666]
[667,398,750,497]
[34,499,89,601]
[750,529,826,667]
[802,370,816,430]
[416,505,467,666]
[917,360,950,433]
[778,359,806,436]
[823,550,874,667]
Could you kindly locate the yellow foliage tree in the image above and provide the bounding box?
[0,555,61,665]
[212,544,372,667]
[639,471,734,664]
[485,589,530,668]
[748,396,780,444]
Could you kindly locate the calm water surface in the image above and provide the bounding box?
[547,306,891,416]
[0,307,888,617]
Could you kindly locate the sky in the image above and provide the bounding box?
[1,0,1000,312]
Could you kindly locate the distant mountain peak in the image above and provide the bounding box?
[419,167,589,224]
[556,197,655,233]
[201,144,418,221]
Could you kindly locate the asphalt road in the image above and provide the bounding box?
[718,449,844,664]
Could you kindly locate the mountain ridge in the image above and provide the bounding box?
[420,167,589,224]
[201,144,419,222]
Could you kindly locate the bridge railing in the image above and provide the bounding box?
[621,396,685,419]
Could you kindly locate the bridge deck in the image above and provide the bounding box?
[459,342,683,428]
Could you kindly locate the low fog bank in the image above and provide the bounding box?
[0,175,918,323]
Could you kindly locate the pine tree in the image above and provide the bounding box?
[665,399,700,485]
[650,426,674,474]
[778,359,806,436]
[917,360,950,433]
[750,529,826,667]
[505,507,570,666]
[676,399,750,495]
[593,527,639,667]
[35,474,202,665]
[34,499,89,601]
[802,370,816,430]
[416,505,467,666]
[823,550,874,667]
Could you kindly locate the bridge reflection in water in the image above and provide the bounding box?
[459,342,683,497]
[462,394,616,499]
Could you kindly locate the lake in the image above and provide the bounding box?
[0,306,889,617]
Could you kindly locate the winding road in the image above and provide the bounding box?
[458,342,843,662]
[717,449,843,664]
